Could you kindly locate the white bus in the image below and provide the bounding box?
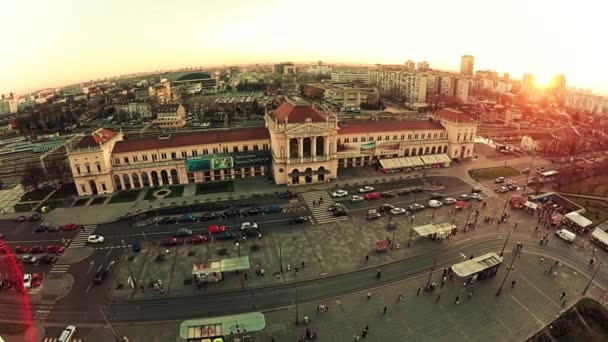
[539,170,559,182]
[591,228,608,251]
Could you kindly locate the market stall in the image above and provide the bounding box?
[413,222,457,241]
[192,256,250,285]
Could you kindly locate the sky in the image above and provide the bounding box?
[1,0,606,95]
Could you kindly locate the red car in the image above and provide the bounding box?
[189,234,208,244]
[207,225,226,234]
[62,223,79,231]
[46,245,65,254]
[364,192,381,200]
[162,237,182,246]
[13,246,29,254]
[29,245,45,254]
[31,273,43,288]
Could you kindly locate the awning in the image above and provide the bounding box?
[564,212,593,228]
[192,256,250,275]
[180,312,266,339]
[413,222,456,237]
[451,253,504,278]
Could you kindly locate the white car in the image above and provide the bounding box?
[331,190,348,198]
[350,195,364,203]
[428,200,443,208]
[506,180,517,186]
[358,186,375,193]
[470,193,483,200]
[241,222,258,230]
[390,207,408,216]
[87,235,105,244]
[443,197,457,204]
[498,186,509,193]
[23,274,32,289]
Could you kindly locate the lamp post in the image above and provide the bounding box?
[497,194,511,228]
[235,242,241,257]
[522,153,535,193]
[425,258,437,290]
[279,240,283,274]
[390,216,397,250]
[496,246,520,296]
[408,215,415,247]
[499,229,513,257]
[582,262,602,295]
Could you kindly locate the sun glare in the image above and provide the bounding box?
[534,73,553,89]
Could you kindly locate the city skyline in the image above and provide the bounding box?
[1,0,606,95]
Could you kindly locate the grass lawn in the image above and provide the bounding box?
[14,202,38,212]
[72,198,89,207]
[144,185,184,200]
[41,199,72,209]
[468,166,521,181]
[558,174,608,197]
[20,187,54,202]
[109,189,141,204]
[90,197,109,205]
[49,183,77,200]
[195,180,234,196]
[562,196,608,224]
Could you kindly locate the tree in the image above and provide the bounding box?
[45,159,72,186]
[21,165,46,191]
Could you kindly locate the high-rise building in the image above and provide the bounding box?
[273,62,296,75]
[417,61,430,71]
[404,60,416,71]
[522,73,535,94]
[503,72,510,81]
[330,71,370,84]
[460,55,474,76]
[369,70,427,103]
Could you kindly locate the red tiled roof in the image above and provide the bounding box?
[112,127,270,153]
[435,108,476,123]
[525,133,554,141]
[338,120,445,135]
[76,128,116,148]
[272,100,326,123]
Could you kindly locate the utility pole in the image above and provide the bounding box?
[408,215,415,247]
[425,258,437,290]
[390,216,397,250]
[496,246,520,296]
[522,153,535,193]
[464,204,472,231]
[583,262,602,295]
[496,194,511,229]
[98,306,121,342]
[294,289,300,325]
[499,229,512,257]
[279,240,283,274]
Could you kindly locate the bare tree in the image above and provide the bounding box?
[21,165,46,191]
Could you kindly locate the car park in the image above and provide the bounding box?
[23,274,32,289]
[48,225,62,232]
[14,246,29,254]
[39,255,57,264]
[350,195,364,203]
[94,269,108,284]
[87,235,105,244]
[363,192,381,200]
[367,209,382,220]
[328,203,346,212]
[494,177,505,183]
[290,216,309,224]
[15,216,26,222]
[22,255,37,264]
[222,208,242,218]
[390,207,408,216]
[158,217,177,225]
[178,214,198,223]
[470,193,483,200]
[199,212,218,221]
[175,228,193,237]
[408,203,425,211]
[428,200,443,208]
[379,204,395,213]
[189,234,208,244]
[34,225,48,233]
[358,186,375,193]
[458,194,471,201]
[162,237,182,246]
[241,222,259,230]
[430,192,444,199]
[443,197,457,204]
[330,190,348,198]
[207,225,226,234]
[61,223,79,231]
[214,232,236,240]
[29,245,45,253]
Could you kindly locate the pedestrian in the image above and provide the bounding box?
[535,226,539,233]
[353,334,361,342]
[287,264,291,272]
[362,326,368,337]
[301,260,305,269]
[160,287,165,294]
[449,273,454,280]
[295,267,299,275]
[376,269,382,279]
[455,296,460,304]
[319,197,323,204]
[593,248,598,255]
[554,260,559,266]
[436,295,441,303]
[511,280,516,288]
[365,254,369,262]
[312,200,316,207]
[560,292,566,299]
[383,305,387,314]
[468,291,473,298]
[561,300,568,308]
[140,285,145,292]
[416,287,421,296]
[367,292,372,299]
[244,273,248,280]
[398,294,403,301]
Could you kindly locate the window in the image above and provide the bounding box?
[408,134,412,140]
[233,146,238,152]
[123,157,129,164]
[181,151,187,158]
[222,147,228,153]
[377,136,382,141]
[353,138,358,143]
[457,133,461,142]
[344,138,349,143]
[114,158,120,165]
[192,150,198,156]
[337,139,341,144]
[361,137,366,142]
[263,144,269,150]
[161,153,167,160]
[133,156,139,162]
[203,149,209,155]
[400,135,404,140]
[369,136,374,141]
[96,164,101,172]
[142,155,148,162]
[76,166,81,174]
[243,145,249,152]
[433,133,437,138]
[81,185,86,193]
[101,183,107,191]
[213,148,218,154]
[386,136,390,140]
[470,133,474,140]
[253,145,259,151]
[414,134,419,139]
[85,165,90,173]
[152,154,158,161]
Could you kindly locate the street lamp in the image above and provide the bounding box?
[583,262,602,295]
[522,153,535,193]
[235,242,241,257]
[496,245,520,296]
[408,215,415,247]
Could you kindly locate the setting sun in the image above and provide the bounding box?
[534,73,554,89]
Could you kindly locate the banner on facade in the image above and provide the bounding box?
[337,141,400,156]
[186,150,270,172]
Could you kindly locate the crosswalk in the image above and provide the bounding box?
[301,190,349,225]
[67,224,98,248]
[43,338,83,342]
[49,264,70,274]
[33,304,53,321]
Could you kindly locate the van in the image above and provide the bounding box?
[58,325,76,342]
[363,192,381,200]
[555,229,576,242]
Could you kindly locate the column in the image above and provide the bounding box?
[298,138,303,160]
[312,137,317,159]
[326,138,330,156]
[286,138,290,160]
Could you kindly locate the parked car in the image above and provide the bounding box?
[241,222,259,230]
[199,212,218,221]
[15,216,26,223]
[443,197,457,204]
[494,177,505,183]
[350,195,364,203]
[240,229,262,239]
[363,192,381,200]
[521,168,530,174]
[429,193,444,199]
[379,204,396,213]
[39,255,57,264]
[31,273,43,288]
[390,207,408,216]
[245,207,262,216]
[87,235,105,244]
[507,184,518,191]
[408,203,425,211]
[29,245,45,254]
[428,200,443,208]
[411,187,423,193]
[61,223,79,231]
[262,205,282,214]
[162,237,182,246]
[380,191,398,198]
[458,194,471,201]
[330,190,348,198]
[27,213,42,221]
[34,225,48,233]
[222,208,241,218]
[158,217,177,225]
[470,193,483,200]
[471,187,483,194]
[94,269,108,285]
[175,228,193,237]
[14,246,29,254]
[288,216,307,225]
[367,209,382,220]
[333,209,348,217]
[178,214,198,223]
[22,255,37,264]
[277,190,298,199]
[328,203,346,212]
[507,180,517,186]
[214,232,236,240]
[189,234,208,244]
[23,274,32,289]
[398,189,412,196]
[498,186,509,193]
[207,225,226,234]
[48,225,62,232]
[358,186,375,193]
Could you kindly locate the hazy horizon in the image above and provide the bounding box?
[1,0,606,96]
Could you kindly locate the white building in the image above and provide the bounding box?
[455,78,470,103]
[330,71,370,84]
[369,71,427,104]
[520,133,554,152]
[154,104,186,128]
[307,63,332,75]
[115,102,153,119]
[431,108,477,159]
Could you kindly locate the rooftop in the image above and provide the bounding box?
[112,127,269,154]
[75,128,116,148]
[434,108,477,123]
[271,98,327,123]
[175,72,213,83]
[338,119,444,135]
